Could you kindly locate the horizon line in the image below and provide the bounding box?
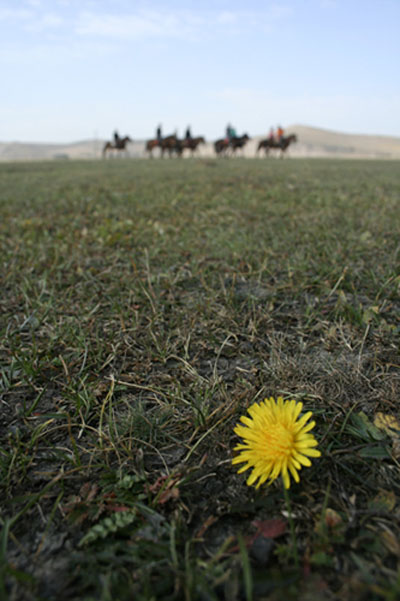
[2,123,400,146]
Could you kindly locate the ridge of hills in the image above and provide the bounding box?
[1,125,400,161]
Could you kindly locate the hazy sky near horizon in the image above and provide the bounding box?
[2,0,399,142]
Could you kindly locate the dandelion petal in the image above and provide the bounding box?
[232,396,321,489]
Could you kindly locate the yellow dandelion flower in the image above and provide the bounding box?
[232,396,321,489]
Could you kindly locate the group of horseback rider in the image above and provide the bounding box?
[113,123,286,149]
[107,123,295,158]
[147,125,207,157]
[112,126,194,149]
[156,124,192,144]
[156,124,248,157]
[225,124,284,145]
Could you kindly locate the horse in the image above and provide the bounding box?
[102,136,132,158]
[160,134,181,158]
[145,135,184,158]
[214,138,230,157]
[230,134,250,155]
[181,136,206,156]
[257,134,297,158]
[146,138,160,158]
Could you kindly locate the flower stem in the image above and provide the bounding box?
[283,484,299,570]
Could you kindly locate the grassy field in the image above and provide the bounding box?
[1,157,400,601]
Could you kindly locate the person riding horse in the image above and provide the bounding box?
[147,129,185,158]
[182,135,205,155]
[268,127,275,143]
[276,125,284,147]
[103,134,132,157]
[215,131,248,156]
[185,126,192,140]
[256,133,297,157]
[226,124,237,142]
[156,125,162,145]
[230,133,250,154]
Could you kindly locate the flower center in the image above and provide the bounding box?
[265,423,294,459]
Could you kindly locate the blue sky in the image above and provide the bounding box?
[2,0,399,142]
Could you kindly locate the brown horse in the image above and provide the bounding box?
[181,136,206,156]
[145,135,184,158]
[146,138,160,158]
[103,136,132,158]
[257,134,297,158]
[160,134,181,158]
[214,138,230,157]
[230,134,250,155]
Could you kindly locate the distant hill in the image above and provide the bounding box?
[283,125,400,159]
[1,125,400,161]
[0,139,107,161]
